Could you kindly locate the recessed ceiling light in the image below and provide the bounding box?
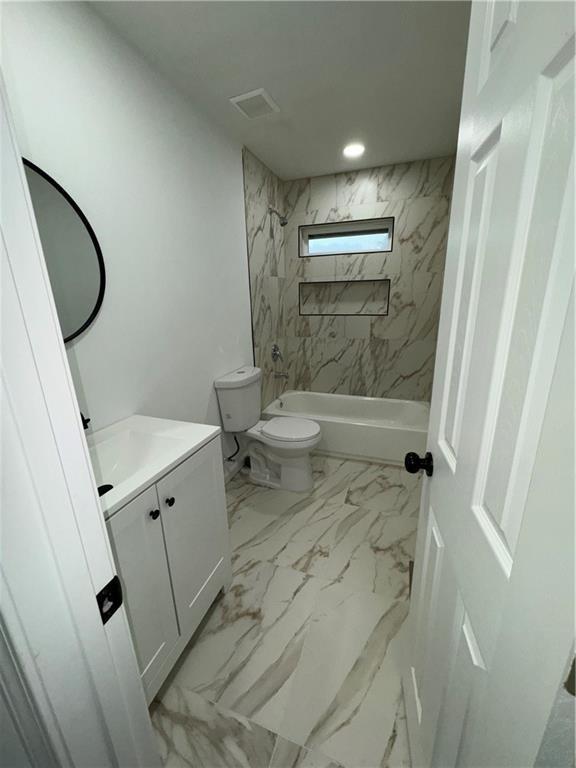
[343,142,365,159]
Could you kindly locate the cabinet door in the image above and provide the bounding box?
[157,438,229,637]
[106,486,179,694]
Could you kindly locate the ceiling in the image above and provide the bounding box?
[95,1,471,179]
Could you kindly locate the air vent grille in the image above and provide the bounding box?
[230,88,280,119]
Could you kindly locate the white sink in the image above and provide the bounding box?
[87,415,221,517]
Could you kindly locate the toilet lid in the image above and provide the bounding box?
[262,417,320,442]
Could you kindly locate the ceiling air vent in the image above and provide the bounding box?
[230,88,280,119]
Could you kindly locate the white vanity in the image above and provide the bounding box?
[88,415,231,702]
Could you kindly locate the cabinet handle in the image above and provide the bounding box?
[149,509,160,520]
[165,497,175,507]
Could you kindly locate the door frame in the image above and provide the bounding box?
[1,72,160,766]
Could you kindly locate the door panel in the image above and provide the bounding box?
[469,288,574,766]
[435,71,548,664]
[489,0,518,53]
[404,2,575,765]
[413,508,445,697]
[481,62,574,552]
[158,438,229,637]
[417,548,459,762]
[432,613,486,768]
[441,128,500,465]
[107,487,179,693]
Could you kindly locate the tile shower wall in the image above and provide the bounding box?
[243,150,287,406]
[243,149,454,407]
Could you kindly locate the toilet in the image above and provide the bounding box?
[214,366,321,492]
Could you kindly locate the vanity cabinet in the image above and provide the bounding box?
[106,486,178,693]
[106,435,230,702]
[157,439,229,638]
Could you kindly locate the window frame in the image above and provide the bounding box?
[298,216,394,258]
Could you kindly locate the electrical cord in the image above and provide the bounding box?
[226,436,241,461]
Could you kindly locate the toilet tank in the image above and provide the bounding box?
[214,366,262,433]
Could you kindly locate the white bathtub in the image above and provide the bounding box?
[263,391,429,465]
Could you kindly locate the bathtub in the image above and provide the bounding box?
[263,391,429,465]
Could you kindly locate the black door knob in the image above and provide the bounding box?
[149,509,160,520]
[165,497,175,507]
[404,451,434,477]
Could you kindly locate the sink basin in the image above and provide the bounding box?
[87,415,221,517]
[90,430,182,487]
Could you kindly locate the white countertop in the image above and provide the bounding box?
[87,415,221,518]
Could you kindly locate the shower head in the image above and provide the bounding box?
[268,206,288,227]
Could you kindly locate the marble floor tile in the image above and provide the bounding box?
[169,561,325,735]
[158,455,416,768]
[311,456,421,516]
[229,459,419,601]
[384,697,412,768]
[151,687,276,768]
[226,476,319,530]
[278,582,408,768]
[231,495,367,569]
[228,456,420,533]
[269,737,345,768]
[288,512,417,601]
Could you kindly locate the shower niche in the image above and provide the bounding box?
[299,278,390,316]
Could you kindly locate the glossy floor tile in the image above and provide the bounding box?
[152,687,276,768]
[172,561,324,733]
[269,737,345,768]
[152,455,418,768]
[279,582,408,767]
[230,457,419,603]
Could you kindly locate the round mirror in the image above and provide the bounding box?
[23,159,105,343]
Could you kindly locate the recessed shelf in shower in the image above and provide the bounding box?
[298,278,390,317]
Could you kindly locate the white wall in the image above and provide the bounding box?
[2,2,253,435]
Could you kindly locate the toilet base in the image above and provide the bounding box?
[248,442,314,492]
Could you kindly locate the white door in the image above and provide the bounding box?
[158,439,230,637]
[404,2,574,766]
[1,76,160,766]
[107,487,179,694]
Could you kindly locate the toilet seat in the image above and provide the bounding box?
[262,417,320,443]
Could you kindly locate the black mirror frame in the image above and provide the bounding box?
[23,158,106,344]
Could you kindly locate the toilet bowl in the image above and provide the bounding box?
[246,418,321,491]
[214,366,321,492]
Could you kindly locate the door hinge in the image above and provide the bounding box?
[96,575,123,625]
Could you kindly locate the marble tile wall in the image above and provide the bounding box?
[243,150,454,406]
[242,149,287,406]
